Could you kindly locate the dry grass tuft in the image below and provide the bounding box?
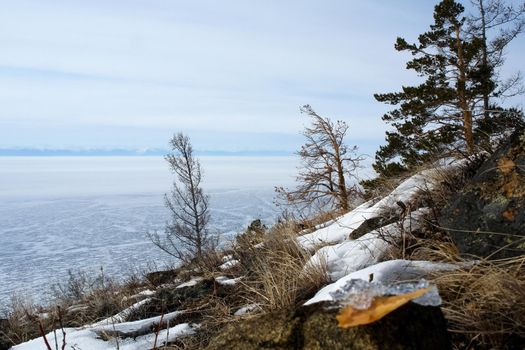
[0,295,40,346]
[235,221,328,311]
[432,256,525,349]
[408,239,462,262]
[50,270,147,326]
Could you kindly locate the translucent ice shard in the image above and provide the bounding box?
[329,278,442,309]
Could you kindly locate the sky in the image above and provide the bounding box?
[1,0,524,156]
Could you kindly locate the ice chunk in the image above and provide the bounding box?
[329,279,441,309]
[305,259,472,305]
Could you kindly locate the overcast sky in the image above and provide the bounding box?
[1,0,524,155]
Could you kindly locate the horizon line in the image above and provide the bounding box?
[0,147,295,157]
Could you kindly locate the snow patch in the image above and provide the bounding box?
[219,259,240,270]
[94,310,184,337]
[234,304,261,316]
[297,200,376,251]
[137,289,155,297]
[215,276,242,286]
[175,277,203,289]
[307,209,429,281]
[12,319,195,350]
[305,259,469,305]
[297,162,467,252]
[91,298,151,326]
[221,254,234,262]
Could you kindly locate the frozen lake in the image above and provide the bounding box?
[0,156,297,307]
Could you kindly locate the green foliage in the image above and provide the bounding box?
[474,107,525,150]
[373,0,490,178]
[371,0,524,184]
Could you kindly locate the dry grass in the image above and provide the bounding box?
[156,220,330,349]
[234,221,328,312]
[431,256,525,349]
[296,210,340,232]
[362,172,407,201]
[51,270,148,326]
[387,223,525,349]
[0,269,150,348]
[0,295,40,346]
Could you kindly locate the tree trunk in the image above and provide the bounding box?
[333,143,349,212]
[455,25,475,154]
[479,0,490,119]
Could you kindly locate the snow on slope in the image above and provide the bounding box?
[297,200,376,251]
[297,168,441,251]
[301,161,471,302]
[307,208,430,280]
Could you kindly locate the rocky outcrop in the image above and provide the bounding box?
[205,302,451,350]
[440,128,525,259]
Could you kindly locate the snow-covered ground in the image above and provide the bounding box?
[12,309,196,350]
[0,156,297,308]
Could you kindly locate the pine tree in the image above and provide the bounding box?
[373,0,489,177]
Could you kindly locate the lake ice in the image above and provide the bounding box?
[0,156,297,308]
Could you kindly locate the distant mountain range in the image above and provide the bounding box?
[0,148,293,157]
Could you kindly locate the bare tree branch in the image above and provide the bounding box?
[276,105,363,213]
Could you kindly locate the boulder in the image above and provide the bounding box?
[145,269,179,286]
[205,302,451,350]
[440,128,525,259]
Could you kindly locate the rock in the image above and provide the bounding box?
[146,269,179,286]
[440,127,525,259]
[204,302,451,350]
[349,215,397,239]
[128,277,235,319]
[128,279,215,321]
[247,219,267,233]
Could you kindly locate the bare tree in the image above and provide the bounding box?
[149,133,212,263]
[276,105,363,213]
